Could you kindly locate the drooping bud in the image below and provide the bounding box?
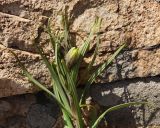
[65,47,79,68]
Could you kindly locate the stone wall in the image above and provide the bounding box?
[0,0,160,97]
[0,0,160,127]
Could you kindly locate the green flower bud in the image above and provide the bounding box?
[65,47,79,68]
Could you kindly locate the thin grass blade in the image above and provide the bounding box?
[32,44,73,117]
[80,44,126,105]
[61,60,84,128]
[10,51,72,116]
[87,33,100,72]
[52,80,74,128]
[46,18,57,49]
[55,43,71,96]
[61,8,72,51]
[88,43,126,85]
[92,102,147,128]
[71,62,80,84]
[71,17,102,84]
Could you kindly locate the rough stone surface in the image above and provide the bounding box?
[91,76,160,127]
[0,44,51,97]
[0,0,160,97]
[0,93,59,128]
[0,77,160,128]
[0,0,160,127]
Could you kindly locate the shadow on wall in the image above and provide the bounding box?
[0,92,59,128]
[1,76,160,128]
[90,76,160,128]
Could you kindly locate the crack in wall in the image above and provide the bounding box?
[1,41,160,56]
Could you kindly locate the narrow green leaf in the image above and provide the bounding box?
[79,17,102,58]
[87,33,100,72]
[71,63,79,84]
[55,43,71,97]
[92,102,147,128]
[61,60,84,128]
[71,17,102,85]
[88,43,126,85]
[52,80,74,128]
[80,44,126,105]
[62,110,74,128]
[10,51,72,117]
[46,18,56,49]
[25,43,71,118]
[61,8,72,51]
